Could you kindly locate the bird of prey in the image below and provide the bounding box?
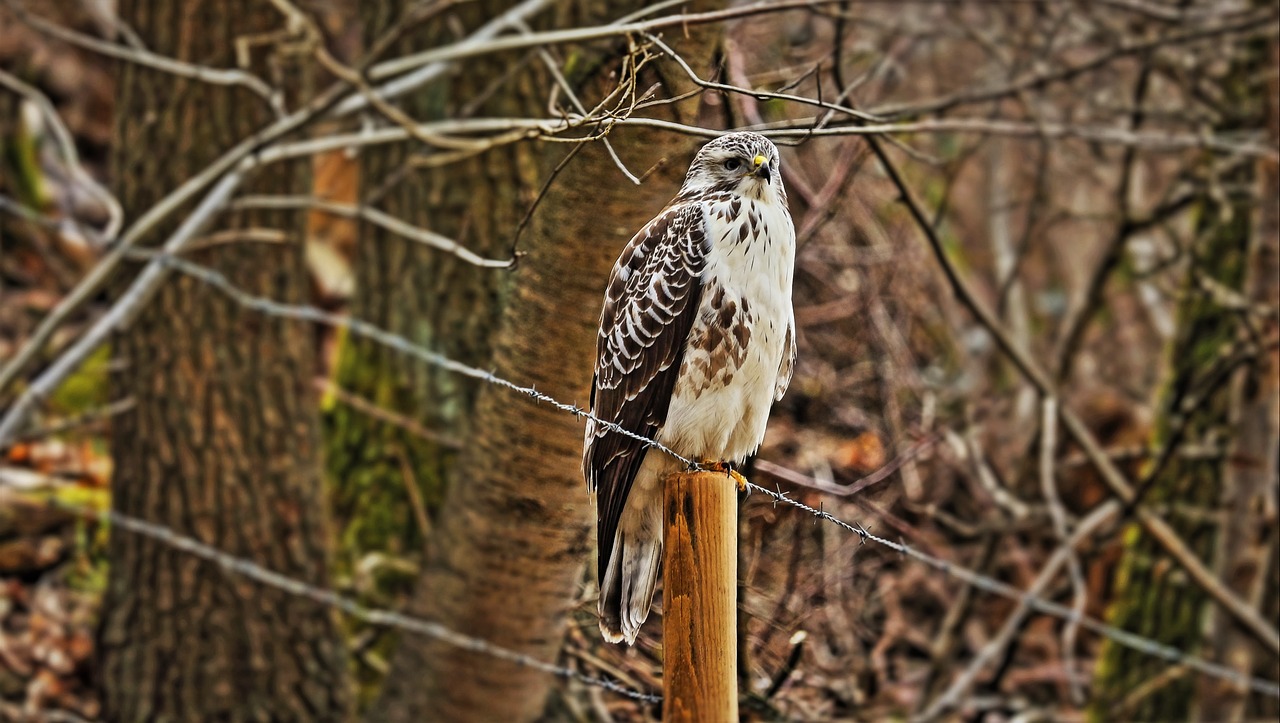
[583,132,796,644]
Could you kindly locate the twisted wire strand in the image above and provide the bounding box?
[24,492,661,703]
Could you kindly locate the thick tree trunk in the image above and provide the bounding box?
[367,1,722,719]
[325,0,542,702]
[1089,34,1270,722]
[1194,35,1280,723]
[97,1,351,720]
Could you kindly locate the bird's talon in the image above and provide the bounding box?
[698,459,728,474]
[698,459,748,491]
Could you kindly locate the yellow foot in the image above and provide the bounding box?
[697,459,749,492]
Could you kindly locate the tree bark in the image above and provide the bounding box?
[1089,32,1270,722]
[367,1,722,719]
[97,1,351,720]
[325,0,543,702]
[1194,33,1280,723]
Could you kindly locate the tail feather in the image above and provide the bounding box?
[598,530,662,645]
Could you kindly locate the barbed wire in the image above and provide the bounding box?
[740,487,1280,698]
[138,250,1280,700]
[10,489,661,705]
[136,250,701,469]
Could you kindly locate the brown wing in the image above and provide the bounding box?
[584,202,707,583]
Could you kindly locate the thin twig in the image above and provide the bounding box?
[394,448,435,557]
[368,0,862,80]
[643,32,880,123]
[916,501,1120,721]
[315,378,462,449]
[0,397,135,451]
[1053,50,1155,382]
[861,131,1280,655]
[5,0,284,115]
[232,195,515,268]
[752,433,939,498]
[1039,397,1087,704]
[517,19,640,184]
[0,68,122,243]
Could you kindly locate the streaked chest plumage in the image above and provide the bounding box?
[659,194,795,460]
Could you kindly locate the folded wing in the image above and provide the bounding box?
[584,203,708,584]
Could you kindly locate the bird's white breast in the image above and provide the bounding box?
[659,195,795,462]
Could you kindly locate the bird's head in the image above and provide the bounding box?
[679,132,785,203]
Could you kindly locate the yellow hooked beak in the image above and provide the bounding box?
[751,154,772,182]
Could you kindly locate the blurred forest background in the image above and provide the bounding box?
[0,0,1276,721]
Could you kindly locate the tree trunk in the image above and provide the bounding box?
[324,0,542,703]
[97,2,351,720]
[1194,34,1280,723]
[1088,34,1270,722]
[367,1,722,719]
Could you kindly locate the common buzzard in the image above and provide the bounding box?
[583,132,797,644]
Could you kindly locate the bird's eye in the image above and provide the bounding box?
[724,158,742,171]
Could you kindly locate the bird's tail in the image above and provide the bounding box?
[598,525,662,645]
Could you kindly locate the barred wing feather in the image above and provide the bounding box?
[583,203,707,584]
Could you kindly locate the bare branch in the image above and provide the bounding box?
[918,501,1120,720]
[367,0,857,80]
[333,0,556,116]
[0,78,351,400]
[5,0,284,115]
[231,196,515,268]
[860,131,1280,655]
[643,32,880,122]
[0,170,245,446]
[1039,397,1088,704]
[870,6,1278,119]
[0,68,122,242]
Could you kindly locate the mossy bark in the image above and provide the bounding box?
[97,1,351,721]
[1088,35,1268,722]
[322,0,543,703]
[1193,34,1280,723]
[365,0,723,719]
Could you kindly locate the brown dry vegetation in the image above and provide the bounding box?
[0,1,1276,721]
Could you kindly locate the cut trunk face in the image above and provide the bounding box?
[97,1,351,720]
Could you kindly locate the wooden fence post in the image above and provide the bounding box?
[663,470,739,722]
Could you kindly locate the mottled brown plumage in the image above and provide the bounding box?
[584,132,796,644]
